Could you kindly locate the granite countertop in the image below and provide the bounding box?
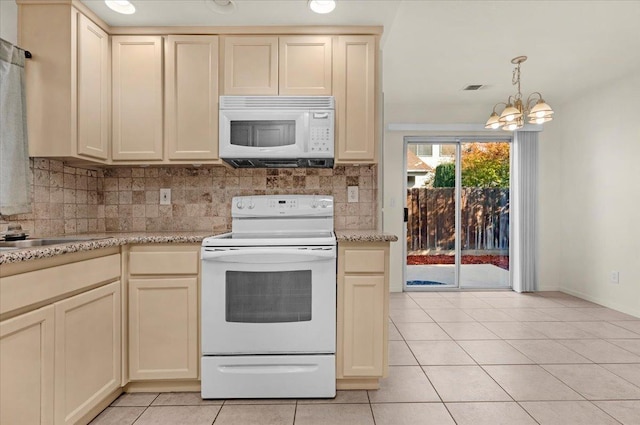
[335,230,398,243]
[0,232,222,265]
[1,230,397,265]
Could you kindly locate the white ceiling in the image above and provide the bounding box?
[82,0,640,120]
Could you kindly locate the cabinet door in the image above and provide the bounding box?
[334,36,377,163]
[1,306,54,425]
[112,36,163,160]
[54,282,121,425]
[76,14,109,160]
[166,35,220,161]
[279,36,332,95]
[129,278,198,380]
[223,36,278,95]
[342,274,385,377]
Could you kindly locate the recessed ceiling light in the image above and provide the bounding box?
[205,0,236,15]
[105,0,136,15]
[308,0,336,14]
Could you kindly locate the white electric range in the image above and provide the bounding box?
[201,195,336,399]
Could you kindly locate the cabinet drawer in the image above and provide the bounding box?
[129,247,199,275]
[343,249,386,273]
[0,253,121,316]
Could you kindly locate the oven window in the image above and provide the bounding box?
[225,270,312,323]
[230,120,296,147]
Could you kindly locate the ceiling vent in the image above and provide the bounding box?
[463,84,484,91]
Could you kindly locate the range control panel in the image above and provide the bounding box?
[232,195,333,217]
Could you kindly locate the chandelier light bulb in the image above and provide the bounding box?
[536,117,546,124]
[484,111,501,129]
[508,123,517,131]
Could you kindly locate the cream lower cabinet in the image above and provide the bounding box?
[0,306,55,425]
[336,242,389,390]
[127,245,200,381]
[128,278,198,380]
[54,281,121,425]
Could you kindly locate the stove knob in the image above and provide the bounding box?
[320,200,328,208]
[311,199,318,208]
[248,200,255,209]
[236,200,244,209]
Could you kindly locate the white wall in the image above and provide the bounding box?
[539,72,640,317]
[384,81,640,320]
[1,0,18,44]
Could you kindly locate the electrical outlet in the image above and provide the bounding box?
[347,186,359,203]
[160,188,171,205]
[610,271,620,284]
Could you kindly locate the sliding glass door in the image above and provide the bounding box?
[404,137,511,290]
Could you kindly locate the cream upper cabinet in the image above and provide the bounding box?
[127,245,200,381]
[279,36,332,95]
[111,36,164,161]
[223,36,279,95]
[334,36,377,164]
[54,282,121,425]
[165,35,220,161]
[337,242,389,389]
[19,4,110,162]
[0,306,55,425]
[222,36,332,96]
[77,14,110,160]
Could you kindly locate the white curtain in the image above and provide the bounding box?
[511,131,538,292]
[0,38,31,216]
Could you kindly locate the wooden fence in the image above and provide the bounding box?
[406,188,509,252]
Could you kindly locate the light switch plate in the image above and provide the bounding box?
[347,186,359,203]
[160,188,171,205]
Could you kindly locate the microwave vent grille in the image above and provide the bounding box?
[220,96,334,110]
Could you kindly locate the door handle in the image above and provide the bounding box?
[404,208,408,223]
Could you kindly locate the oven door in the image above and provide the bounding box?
[219,110,309,158]
[201,246,336,355]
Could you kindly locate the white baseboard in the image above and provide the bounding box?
[537,284,561,292]
[559,287,640,318]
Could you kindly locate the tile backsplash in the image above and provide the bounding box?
[0,159,105,237]
[1,159,377,236]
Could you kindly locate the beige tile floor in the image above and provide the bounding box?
[91,291,640,425]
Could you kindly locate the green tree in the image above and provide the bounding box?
[432,143,510,188]
[433,162,455,187]
[461,143,510,188]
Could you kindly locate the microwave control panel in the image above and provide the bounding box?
[309,111,334,154]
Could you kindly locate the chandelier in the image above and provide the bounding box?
[485,56,554,131]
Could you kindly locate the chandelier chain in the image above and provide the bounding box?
[512,63,522,99]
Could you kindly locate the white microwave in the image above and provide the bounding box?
[219,96,335,168]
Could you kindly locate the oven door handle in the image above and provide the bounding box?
[201,248,335,263]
